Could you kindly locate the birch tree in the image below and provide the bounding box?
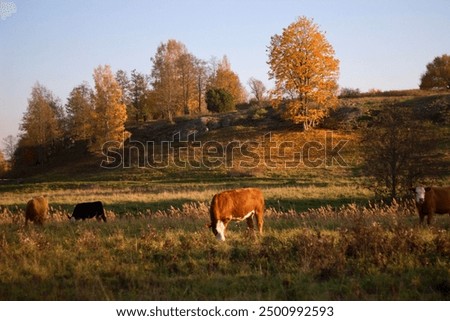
[151,40,187,122]
[91,65,130,153]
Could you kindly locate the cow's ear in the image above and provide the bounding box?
[425,187,432,192]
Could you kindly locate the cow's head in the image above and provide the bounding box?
[411,186,428,204]
[208,220,226,241]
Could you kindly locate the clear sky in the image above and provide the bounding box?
[1,0,449,142]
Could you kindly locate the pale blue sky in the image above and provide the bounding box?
[1,0,449,141]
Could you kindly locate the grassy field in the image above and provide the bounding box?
[0,178,449,300]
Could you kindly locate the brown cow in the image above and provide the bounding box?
[410,186,450,225]
[25,195,49,226]
[208,187,264,241]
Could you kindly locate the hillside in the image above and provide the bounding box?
[5,90,450,186]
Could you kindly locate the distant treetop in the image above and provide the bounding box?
[420,54,450,90]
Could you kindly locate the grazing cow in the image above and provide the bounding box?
[208,187,264,241]
[410,186,450,225]
[25,195,48,226]
[68,201,107,222]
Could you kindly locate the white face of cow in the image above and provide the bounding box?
[215,220,226,241]
[413,186,426,204]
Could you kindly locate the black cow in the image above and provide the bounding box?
[68,201,107,222]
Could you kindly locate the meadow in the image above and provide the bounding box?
[0,177,449,300]
[1,92,449,300]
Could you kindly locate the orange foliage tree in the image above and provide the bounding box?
[267,16,339,129]
[209,56,247,104]
[0,150,8,176]
[91,65,130,153]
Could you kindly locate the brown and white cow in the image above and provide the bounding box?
[410,186,450,225]
[25,195,48,226]
[208,187,264,241]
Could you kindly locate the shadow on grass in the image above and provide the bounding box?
[65,197,369,216]
[0,174,345,195]
[3,196,369,218]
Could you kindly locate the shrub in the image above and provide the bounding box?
[205,88,235,113]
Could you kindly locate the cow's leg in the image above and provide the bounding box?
[95,212,106,222]
[419,213,425,225]
[245,216,257,238]
[255,210,264,235]
[257,216,264,234]
[246,216,255,230]
[101,209,107,222]
[427,212,433,225]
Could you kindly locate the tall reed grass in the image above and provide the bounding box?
[0,199,448,300]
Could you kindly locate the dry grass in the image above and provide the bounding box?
[1,196,449,300]
[0,180,370,202]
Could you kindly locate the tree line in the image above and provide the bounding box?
[13,65,129,168]
[9,17,342,170]
[9,39,260,168]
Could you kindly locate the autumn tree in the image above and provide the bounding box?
[115,69,132,105]
[91,65,130,153]
[115,69,154,123]
[248,77,267,106]
[0,150,8,176]
[66,82,95,142]
[151,40,183,122]
[18,83,64,165]
[419,54,450,90]
[176,52,198,115]
[193,57,208,113]
[115,69,134,122]
[209,56,247,104]
[129,69,152,122]
[151,40,201,121]
[268,16,339,129]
